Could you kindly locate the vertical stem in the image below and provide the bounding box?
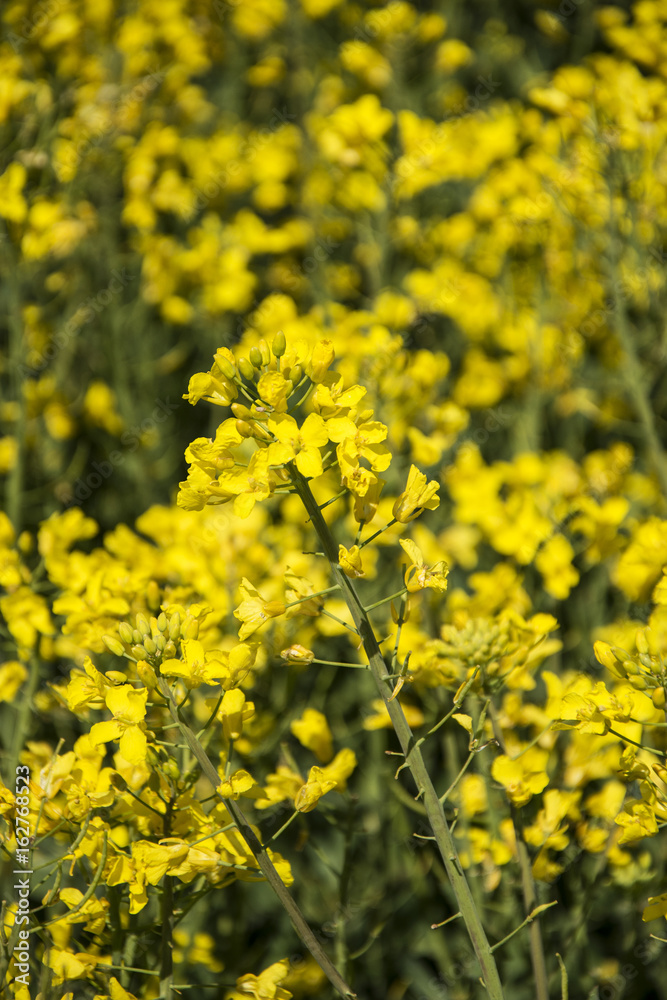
[290,467,505,1000]
[488,704,549,1000]
[160,798,175,1000]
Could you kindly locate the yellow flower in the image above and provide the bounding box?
[89,685,148,766]
[643,892,667,921]
[294,767,337,812]
[0,660,27,702]
[219,688,254,741]
[267,412,329,478]
[226,959,292,1000]
[535,534,580,600]
[290,708,334,762]
[392,465,440,523]
[234,578,285,640]
[491,747,550,807]
[338,543,365,579]
[399,538,449,592]
[160,639,229,688]
[615,800,659,844]
[217,769,263,800]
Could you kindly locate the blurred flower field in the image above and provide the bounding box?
[2,0,667,998]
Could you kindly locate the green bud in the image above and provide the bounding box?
[157,612,168,632]
[163,640,177,659]
[168,614,181,641]
[289,363,303,384]
[217,356,237,380]
[118,622,134,645]
[155,633,166,652]
[136,613,150,636]
[258,338,271,365]
[131,645,149,661]
[184,619,199,640]
[102,634,125,657]
[231,402,254,420]
[144,637,157,655]
[238,356,255,381]
[132,629,143,645]
[272,331,286,357]
[249,346,263,368]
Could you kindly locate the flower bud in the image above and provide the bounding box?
[280,644,315,665]
[137,662,158,689]
[216,355,237,380]
[157,612,168,632]
[118,622,134,645]
[168,614,181,641]
[132,629,143,645]
[652,687,666,709]
[184,619,199,639]
[235,419,253,438]
[231,402,254,420]
[272,331,286,357]
[135,613,150,636]
[258,338,271,365]
[102,634,126,657]
[249,346,263,368]
[238,357,255,381]
[131,645,149,661]
[155,633,166,652]
[143,637,157,655]
[289,364,303,384]
[308,340,335,382]
[163,640,177,659]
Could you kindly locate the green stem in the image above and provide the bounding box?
[488,704,549,1000]
[160,796,175,1000]
[290,467,505,1000]
[156,676,356,1000]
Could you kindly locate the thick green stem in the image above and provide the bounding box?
[290,468,505,1000]
[156,677,356,1000]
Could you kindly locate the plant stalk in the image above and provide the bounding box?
[290,468,505,1000]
